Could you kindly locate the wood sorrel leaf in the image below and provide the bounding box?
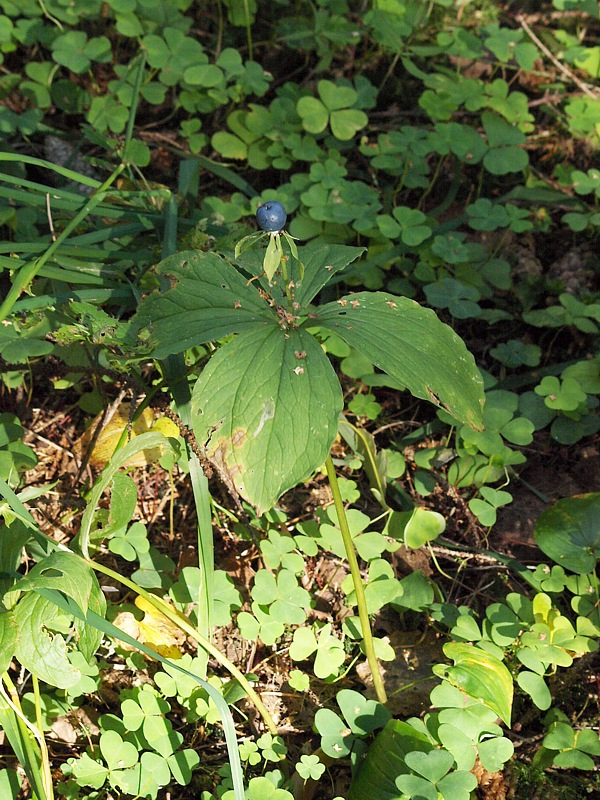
[191,325,342,515]
[311,291,485,429]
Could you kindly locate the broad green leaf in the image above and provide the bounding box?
[439,643,513,726]
[534,493,600,574]
[311,292,484,429]
[0,612,18,673]
[0,519,30,599]
[134,251,276,360]
[0,768,20,800]
[12,551,93,615]
[292,243,365,309]
[191,326,342,514]
[13,592,81,689]
[75,575,107,660]
[348,719,433,800]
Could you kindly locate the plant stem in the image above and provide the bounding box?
[1,673,53,800]
[242,0,253,59]
[324,455,387,704]
[89,559,279,735]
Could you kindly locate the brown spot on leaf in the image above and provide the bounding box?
[206,428,247,510]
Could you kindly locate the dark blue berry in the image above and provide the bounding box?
[256,201,287,232]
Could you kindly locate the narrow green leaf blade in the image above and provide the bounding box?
[133,251,276,359]
[191,326,342,514]
[312,292,484,429]
[0,697,45,800]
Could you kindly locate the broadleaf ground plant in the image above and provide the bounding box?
[0,1,599,798]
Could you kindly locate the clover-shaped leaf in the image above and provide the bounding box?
[336,689,391,736]
[52,31,111,74]
[377,206,432,245]
[482,111,529,174]
[405,749,454,783]
[257,733,287,762]
[296,754,326,781]
[490,339,541,368]
[424,278,482,319]
[315,708,354,759]
[238,603,285,646]
[297,80,368,140]
[244,776,294,800]
[289,623,345,679]
[251,569,310,624]
[342,558,402,614]
[534,376,587,411]
[99,730,139,772]
[313,625,346,679]
[260,531,304,573]
[468,487,512,527]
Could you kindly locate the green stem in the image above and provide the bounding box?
[324,456,387,704]
[90,559,279,735]
[1,673,52,800]
[242,0,253,59]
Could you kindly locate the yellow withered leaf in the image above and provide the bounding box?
[113,595,186,660]
[76,403,178,468]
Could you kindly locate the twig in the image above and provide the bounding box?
[517,15,599,100]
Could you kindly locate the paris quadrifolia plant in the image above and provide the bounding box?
[133,199,486,704]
